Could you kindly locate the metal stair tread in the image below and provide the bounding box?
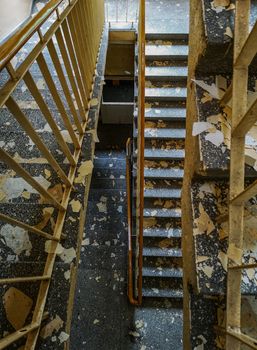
[144,208,181,218]
[133,28,188,303]
[143,227,182,238]
[142,287,183,298]
[143,246,182,257]
[145,22,189,40]
[145,66,188,79]
[146,44,188,60]
[134,107,186,121]
[143,168,184,179]
[142,148,185,159]
[145,87,187,101]
[142,266,183,278]
[134,128,186,139]
[143,187,182,198]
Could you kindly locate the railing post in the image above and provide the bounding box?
[135,0,145,305]
[226,1,251,349]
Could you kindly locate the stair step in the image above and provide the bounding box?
[145,87,187,101]
[143,256,182,269]
[134,107,187,122]
[134,128,186,139]
[144,168,184,179]
[142,266,183,278]
[144,107,186,121]
[142,286,183,298]
[144,227,182,238]
[0,203,58,263]
[144,208,181,218]
[0,163,69,204]
[145,66,188,81]
[143,227,182,238]
[0,108,65,133]
[144,187,182,199]
[143,247,182,257]
[143,148,185,160]
[146,24,189,41]
[0,131,73,165]
[146,44,188,61]
[146,33,189,41]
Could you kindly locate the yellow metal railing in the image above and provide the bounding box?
[127,0,145,305]
[105,0,136,25]
[0,0,104,348]
[226,1,257,349]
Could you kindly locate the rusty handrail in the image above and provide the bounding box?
[137,0,145,305]
[0,0,63,70]
[127,0,145,305]
[126,138,138,305]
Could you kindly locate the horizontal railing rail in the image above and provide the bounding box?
[0,0,104,348]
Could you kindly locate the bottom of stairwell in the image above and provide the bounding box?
[70,126,183,350]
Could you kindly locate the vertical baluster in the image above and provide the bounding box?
[55,28,87,122]
[69,7,91,95]
[0,148,65,210]
[62,19,88,108]
[77,1,94,77]
[37,53,81,149]
[0,213,58,241]
[23,71,76,166]
[85,0,98,77]
[5,96,72,188]
[226,1,250,349]
[81,2,95,75]
[47,39,83,135]
[67,14,90,99]
[6,62,18,81]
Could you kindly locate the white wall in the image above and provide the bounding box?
[0,0,32,42]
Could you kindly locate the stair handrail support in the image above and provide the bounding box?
[226,1,257,349]
[127,0,145,305]
[135,0,145,306]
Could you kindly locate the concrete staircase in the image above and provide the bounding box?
[134,32,188,301]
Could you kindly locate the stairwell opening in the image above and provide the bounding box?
[100,28,135,126]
